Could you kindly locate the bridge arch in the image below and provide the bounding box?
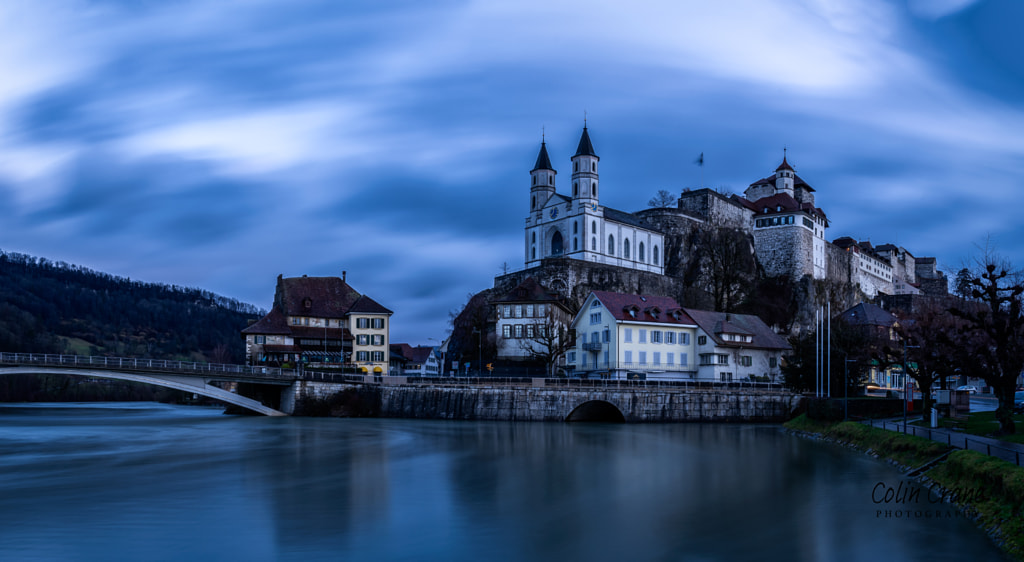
[0,367,286,416]
[565,400,625,423]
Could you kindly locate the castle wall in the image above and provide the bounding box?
[752,225,813,279]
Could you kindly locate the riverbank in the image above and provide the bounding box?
[785,414,1024,561]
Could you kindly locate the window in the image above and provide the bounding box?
[591,299,601,308]
[515,325,523,338]
[371,351,384,362]
[666,332,675,344]
[603,351,609,366]
[503,305,511,318]
[591,237,596,251]
[698,335,707,345]
[573,182,578,196]
[568,351,576,363]
[591,332,599,343]
[591,162,596,172]
[653,352,661,365]
[356,351,369,361]
[526,325,534,338]
[372,335,384,346]
[526,304,534,317]
[372,318,385,329]
[255,335,265,344]
[639,242,645,261]
[651,330,662,343]
[532,247,536,259]
[532,232,536,243]
[667,352,674,365]
[639,352,647,365]
[574,222,578,234]
[624,239,630,259]
[592,221,597,234]
[608,235,614,255]
[770,357,777,368]
[624,328,632,343]
[624,351,632,363]
[574,162,578,172]
[356,334,369,345]
[741,356,752,367]
[574,238,578,251]
[653,245,659,265]
[590,312,602,324]
[503,325,511,338]
[718,354,729,365]
[602,328,609,342]
[304,317,310,326]
[639,329,647,343]
[538,304,546,316]
[592,182,596,196]
[515,305,523,318]
[679,352,687,365]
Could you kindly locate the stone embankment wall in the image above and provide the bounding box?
[282,381,804,422]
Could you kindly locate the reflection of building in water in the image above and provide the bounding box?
[242,273,392,374]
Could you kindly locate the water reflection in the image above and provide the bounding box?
[0,403,1007,561]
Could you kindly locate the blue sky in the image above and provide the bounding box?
[1,0,1022,344]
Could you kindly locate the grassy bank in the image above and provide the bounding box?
[785,414,1024,560]
[917,411,1024,445]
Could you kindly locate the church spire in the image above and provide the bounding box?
[575,126,597,157]
[532,141,553,172]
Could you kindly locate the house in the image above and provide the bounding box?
[390,343,441,376]
[492,277,574,375]
[838,302,899,389]
[241,273,393,374]
[568,291,788,381]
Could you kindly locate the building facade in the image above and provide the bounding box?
[493,277,574,374]
[524,128,665,274]
[241,273,393,374]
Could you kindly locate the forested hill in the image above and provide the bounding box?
[0,250,265,364]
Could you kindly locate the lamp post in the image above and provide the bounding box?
[903,343,920,433]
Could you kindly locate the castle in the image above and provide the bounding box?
[517,126,946,301]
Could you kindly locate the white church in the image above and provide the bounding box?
[524,127,665,275]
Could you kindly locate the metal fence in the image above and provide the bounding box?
[0,352,296,381]
[868,418,1023,467]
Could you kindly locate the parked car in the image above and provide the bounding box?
[956,385,979,394]
[1014,391,1024,414]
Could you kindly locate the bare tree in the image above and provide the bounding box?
[950,253,1024,434]
[686,225,757,312]
[516,307,575,377]
[647,189,677,208]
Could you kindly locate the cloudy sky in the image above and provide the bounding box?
[1,0,1022,344]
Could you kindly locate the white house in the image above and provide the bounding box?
[568,291,789,381]
[493,277,574,374]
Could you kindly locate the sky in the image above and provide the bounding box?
[1,0,1023,345]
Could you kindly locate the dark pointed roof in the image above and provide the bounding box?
[532,141,554,171]
[574,126,597,157]
[776,156,794,172]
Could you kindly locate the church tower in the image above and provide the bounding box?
[774,152,795,197]
[530,139,556,212]
[571,126,600,207]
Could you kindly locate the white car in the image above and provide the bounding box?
[956,385,979,394]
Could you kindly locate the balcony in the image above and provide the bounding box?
[582,342,602,352]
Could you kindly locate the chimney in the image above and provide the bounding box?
[342,271,347,282]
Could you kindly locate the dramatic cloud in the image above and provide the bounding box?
[0,0,1022,343]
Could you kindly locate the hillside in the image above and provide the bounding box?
[0,250,264,401]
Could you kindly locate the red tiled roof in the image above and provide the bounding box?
[738,193,828,221]
[275,275,363,318]
[591,291,696,325]
[390,343,434,363]
[349,294,393,315]
[494,276,566,305]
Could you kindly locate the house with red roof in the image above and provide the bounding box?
[241,273,393,374]
[389,343,440,376]
[569,291,789,381]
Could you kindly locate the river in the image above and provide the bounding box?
[0,403,1008,561]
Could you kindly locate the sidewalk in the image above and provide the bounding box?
[864,417,1024,467]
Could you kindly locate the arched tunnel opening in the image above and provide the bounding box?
[565,400,626,423]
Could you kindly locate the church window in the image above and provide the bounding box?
[573,238,578,251]
[624,239,630,259]
[639,242,645,261]
[531,196,535,209]
[591,221,596,234]
[573,182,578,196]
[531,247,536,259]
[532,176,536,186]
[551,231,563,256]
[573,221,578,234]
[608,235,614,255]
[532,232,536,243]
[592,182,596,196]
[592,162,596,172]
[653,245,659,265]
[591,237,596,251]
[574,162,578,172]
[548,175,553,186]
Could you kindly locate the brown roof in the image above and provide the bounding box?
[349,294,393,315]
[274,275,363,318]
[683,308,790,351]
[390,343,434,363]
[241,307,291,335]
[748,171,816,193]
[737,192,827,221]
[591,292,696,325]
[494,277,567,306]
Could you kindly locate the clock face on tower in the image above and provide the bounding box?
[549,208,559,219]
[590,203,598,211]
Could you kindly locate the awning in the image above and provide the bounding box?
[303,351,344,360]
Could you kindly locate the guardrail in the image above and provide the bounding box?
[868,418,1023,467]
[0,352,297,381]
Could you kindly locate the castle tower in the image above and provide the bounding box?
[571,126,600,207]
[774,152,795,197]
[530,140,556,212]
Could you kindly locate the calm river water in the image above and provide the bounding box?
[0,403,1008,561]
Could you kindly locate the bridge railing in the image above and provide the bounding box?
[0,352,297,381]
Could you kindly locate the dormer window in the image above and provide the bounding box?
[303,298,312,310]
